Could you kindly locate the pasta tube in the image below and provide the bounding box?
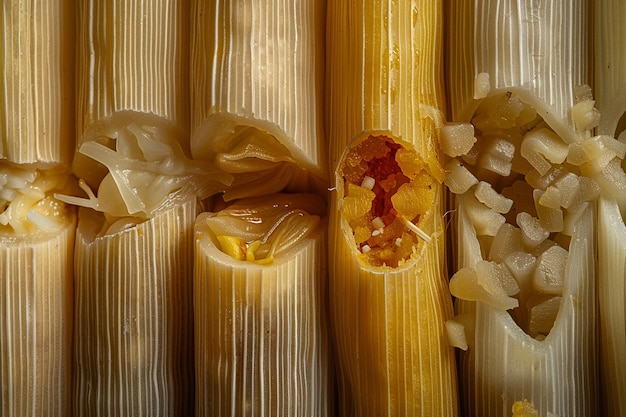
[1,0,75,165]
[593,2,626,415]
[72,200,196,416]
[60,2,219,414]
[326,1,457,415]
[1,2,76,415]
[194,193,331,416]
[0,166,75,417]
[190,0,327,200]
[445,1,599,415]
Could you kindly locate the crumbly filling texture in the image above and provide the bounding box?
[340,135,434,268]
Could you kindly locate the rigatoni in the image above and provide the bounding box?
[194,194,331,416]
[594,2,626,415]
[0,168,75,417]
[1,0,75,165]
[74,0,192,188]
[190,0,327,200]
[445,1,598,415]
[326,1,457,415]
[73,200,197,416]
[190,0,331,413]
[65,1,206,414]
[0,1,76,415]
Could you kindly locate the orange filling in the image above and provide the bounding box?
[341,135,434,267]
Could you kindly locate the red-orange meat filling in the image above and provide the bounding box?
[341,135,429,267]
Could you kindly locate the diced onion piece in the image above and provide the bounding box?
[450,267,519,311]
[503,251,537,292]
[478,138,515,176]
[462,193,506,237]
[361,176,375,190]
[554,172,580,209]
[534,190,564,233]
[476,260,520,297]
[525,166,567,192]
[474,181,513,214]
[567,142,588,166]
[440,123,476,157]
[489,223,523,263]
[445,320,468,351]
[533,245,568,295]
[372,217,385,230]
[571,100,600,132]
[444,159,479,194]
[521,129,569,176]
[537,186,562,209]
[574,84,594,102]
[516,212,550,250]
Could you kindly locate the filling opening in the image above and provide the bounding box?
[0,163,73,236]
[57,123,231,236]
[203,193,326,264]
[339,134,434,268]
[446,91,606,340]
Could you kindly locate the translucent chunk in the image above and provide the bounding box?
[474,181,513,214]
[525,166,567,191]
[488,223,523,262]
[520,128,569,176]
[476,260,520,297]
[444,159,479,194]
[503,251,537,292]
[516,212,550,250]
[534,189,564,233]
[462,193,506,237]
[440,123,476,157]
[533,245,568,295]
[571,99,600,132]
[445,319,468,351]
[449,266,519,311]
[478,138,515,176]
[537,186,562,209]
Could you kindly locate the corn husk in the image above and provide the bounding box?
[190,0,327,200]
[73,199,197,416]
[0,218,75,416]
[454,202,597,417]
[0,0,75,166]
[194,195,331,416]
[74,0,190,187]
[446,0,592,144]
[446,1,598,415]
[326,1,457,415]
[594,3,626,415]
